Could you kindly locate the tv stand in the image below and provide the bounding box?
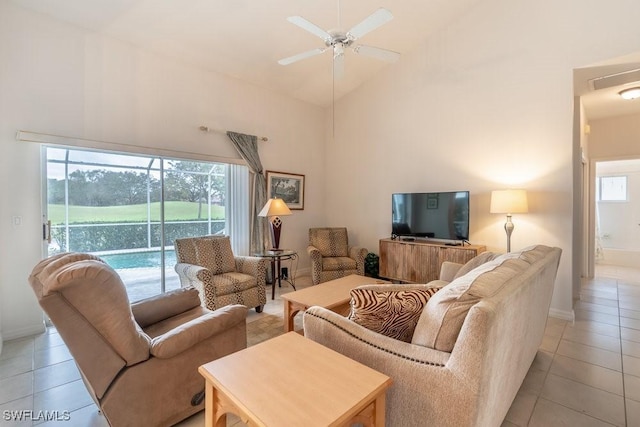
[379,238,486,283]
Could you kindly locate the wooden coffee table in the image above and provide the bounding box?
[199,332,392,427]
[281,274,389,332]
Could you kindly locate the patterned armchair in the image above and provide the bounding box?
[307,227,368,285]
[174,236,267,312]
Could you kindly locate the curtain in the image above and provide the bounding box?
[227,131,267,253]
[227,164,250,255]
[595,200,604,261]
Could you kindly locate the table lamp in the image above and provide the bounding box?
[258,197,292,250]
[490,189,528,253]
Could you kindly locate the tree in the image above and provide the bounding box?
[65,169,158,206]
[47,179,65,204]
[165,161,225,219]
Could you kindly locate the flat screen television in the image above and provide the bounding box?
[392,191,470,242]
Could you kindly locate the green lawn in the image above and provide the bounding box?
[48,201,225,224]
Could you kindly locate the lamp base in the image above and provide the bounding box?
[504,214,514,253]
[269,217,283,250]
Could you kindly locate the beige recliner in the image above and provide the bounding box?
[28,252,247,427]
[174,235,267,312]
[307,227,368,285]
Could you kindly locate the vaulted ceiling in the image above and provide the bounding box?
[11,0,640,118]
[10,0,483,107]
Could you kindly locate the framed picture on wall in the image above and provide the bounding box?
[266,170,305,210]
[427,194,438,209]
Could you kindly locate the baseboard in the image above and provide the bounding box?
[2,322,46,341]
[548,308,575,322]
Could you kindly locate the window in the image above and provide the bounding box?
[45,146,249,301]
[597,176,627,202]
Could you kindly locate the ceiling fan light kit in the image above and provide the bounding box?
[278,7,400,77]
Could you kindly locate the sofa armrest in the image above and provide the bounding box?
[307,245,323,285]
[348,246,368,262]
[150,304,247,358]
[131,287,201,328]
[174,263,211,284]
[307,245,322,261]
[349,246,368,275]
[303,306,450,366]
[304,307,480,426]
[235,256,266,276]
[439,261,463,282]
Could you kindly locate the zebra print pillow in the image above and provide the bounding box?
[348,285,442,342]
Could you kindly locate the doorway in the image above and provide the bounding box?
[593,158,640,269]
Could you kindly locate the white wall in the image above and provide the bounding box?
[327,0,640,319]
[589,113,640,160]
[0,3,325,341]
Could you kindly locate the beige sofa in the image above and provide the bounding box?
[303,245,562,427]
[29,252,248,427]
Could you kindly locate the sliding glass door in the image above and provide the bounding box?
[45,146,247,302]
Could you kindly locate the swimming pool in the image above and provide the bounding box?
[100,250,177,269]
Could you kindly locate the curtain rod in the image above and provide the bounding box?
[199,125,268,142]
[16,130,247,165]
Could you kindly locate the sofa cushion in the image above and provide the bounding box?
[312,228,349,257]
[194,236,236,274]
[453,251,500,280]
[211,272,258,295]
[411,247,548,352]
[349,285,442,342]
[322,256,357,272]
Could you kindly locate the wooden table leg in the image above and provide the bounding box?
[204,382,227,427]
[351,393,387,427]
[373,393,386,427]
[283,301,302,332]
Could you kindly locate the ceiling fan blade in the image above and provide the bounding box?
[353,45,401,63]
[286,16,332,42]
[333,51,345,80]
[278,48,327,65]
[347,8,393,40]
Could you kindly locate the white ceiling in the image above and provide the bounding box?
[11,0,640,117]
[575,53,640,121]
[10,0,484,107]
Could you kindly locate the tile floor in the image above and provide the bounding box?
[1,266,640,426]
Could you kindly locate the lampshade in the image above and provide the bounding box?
[490,190,529,214]
[258,198,292,217]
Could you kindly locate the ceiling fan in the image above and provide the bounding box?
[278,7,401,79]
